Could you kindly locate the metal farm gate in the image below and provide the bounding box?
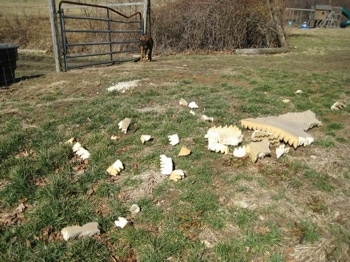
[49,0,150,71]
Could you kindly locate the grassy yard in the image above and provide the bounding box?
[0,28,350,261]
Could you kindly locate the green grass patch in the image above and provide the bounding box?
[0,28,349,261]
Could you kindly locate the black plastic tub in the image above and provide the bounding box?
[0,43,19,87]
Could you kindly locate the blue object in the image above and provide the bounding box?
[300,22,310,29]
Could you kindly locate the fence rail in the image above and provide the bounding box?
[58,1,145,71]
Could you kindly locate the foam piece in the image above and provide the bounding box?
[208,142,229,154]
[169,169,185,182]
[72,142,90,160]
[118,118,131,133]
[178,146,191,156]
[61,222,100,241]
[114,217,128,228]
[249,140,271,163]
[188,101,199,109]
[140,135,152,144]
[106,159,124,176]
[251,130,280,144]
[240,110,321,148]
[205,125,243,146]
[160,154,173,175]
[331,101,346,110]
[276,144,290,158]
[168,134,180,146]
[233,145,249,158]
[179,98,188,106]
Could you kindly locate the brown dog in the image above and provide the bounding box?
[139,35,153,62]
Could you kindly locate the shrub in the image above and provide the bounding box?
[152,0,285,52]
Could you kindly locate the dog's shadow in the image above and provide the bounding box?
[133,58,156,63]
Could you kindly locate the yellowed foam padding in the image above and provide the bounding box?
[249,140,271,162]
[241,110,321,148]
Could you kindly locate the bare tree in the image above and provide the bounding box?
[267,0,289,48]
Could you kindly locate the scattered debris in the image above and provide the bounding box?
[282,99,290,103]
[276,144,290,158]
[168,134,180,146]
[240,110,321,148]
[65,137,76,145]
[205,125,243,146]
[188,101,199,109]
[295,89,303,94]
[106,160,124,176]
[169,169,185,182]
[72,142,90,160]
[248,140,271,163]
[114,217,128,228]
[110,135,119,140]
[178,146,191,156]
[201,114,214,122]
[233,145,250,158]
[189,110,196,115]
[140,135,152,144]
[331,101,346,111]
[129,204,141,214]
[118,118,131,133]
[160,154,173,175]
[107,80,140,93]
[179,98,188,107]
[61,222,100,241]
[208,142,229,154]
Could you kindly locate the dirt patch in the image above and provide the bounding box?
[118,171,165,202]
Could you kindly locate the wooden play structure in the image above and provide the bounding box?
[286,4,347,28]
